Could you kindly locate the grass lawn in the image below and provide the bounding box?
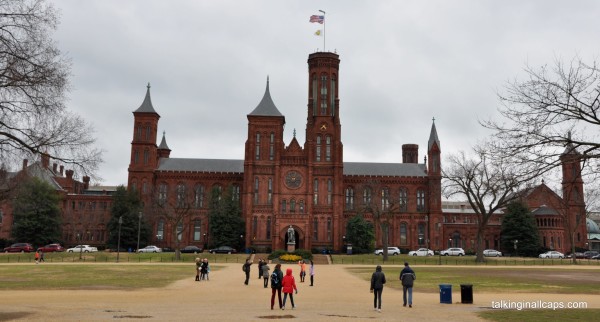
[346,266,600,294]
[0,251,250,264]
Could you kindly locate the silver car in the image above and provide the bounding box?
[539,251,564,259]
[138,245,162,253]
[483,249,502,257]
[408,248,434,256]
[440,247,465,256]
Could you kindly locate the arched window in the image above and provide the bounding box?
[327,179,332,205]
[363,186,372,206]
[146,125,151,141]
[143,149,149,164]
[254,177,259,204]
[417,223,425,246]
[269,132,275,160]
[290,199,296,213]
[281,199,287,212]
[268,178,273,205]
[312,75,318,115]
[193,219,201,241]
[266,217,271,240]
[158,183,168,205]
[299,200,305,213]
[327,218,332,241]
[316,136,321,161]
[176,221,183,241]
[417,189,426,212]
[157,219,165,241]
[232,185,240,202]
[176,183,186,208]
[330,76,336,115]
[252,217,258,239]
[134,149,139,164]
[313,217,318,241]
[194,185,205,208]
[399,188,407,212]
[320,74,328,115]
[325,136,331,161]
[381,187,390,210]
[400,223,408,245]
[345,187,354,210]
[313,179,319,204]
[255,133,261,160]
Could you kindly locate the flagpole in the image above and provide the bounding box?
[319,10,326,51]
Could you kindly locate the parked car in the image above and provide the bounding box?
[66,245,98,253]
[538,251,564,259]
[440,247,465,256]
[37,244,65,253]
[566,252,586,259]
[374,247,401,256]
[408,248,434,256]
[583,251,599,259]
[138,245,162,253]
[208,246,237,254]
[3,243,34,253]
[483,249,502,257]
[180,245,203,253]
[591,254,600,260]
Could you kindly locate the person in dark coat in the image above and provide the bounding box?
[258,259,264,279]
[370,265,386,312]
[270,264,284,310]
[243,258,252,285]
[400,262,416,307]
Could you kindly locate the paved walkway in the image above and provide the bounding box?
[1,263,599,321]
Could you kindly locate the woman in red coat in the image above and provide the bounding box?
[281,268,298,310]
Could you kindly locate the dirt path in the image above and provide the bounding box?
[1,263,599,321]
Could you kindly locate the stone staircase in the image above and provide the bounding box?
[311,254,330,265]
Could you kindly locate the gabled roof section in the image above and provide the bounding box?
[428,118,440,150]
[248,77,284,117]
[24,162,63,191]
[134,83,159,114]
[343,162,427,177]
[158,131,170,150]
[157,158,244,173]
[286,137,303,153]
[531,205,560,216]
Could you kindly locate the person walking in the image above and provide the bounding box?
[258,259,264,279]
[34,250,40,264]
[39,250,45,263]
[298,260,306,282]
[270,264,283,310]
[400,262,416,308]
[309,260,315,286]
[243,258,252,285]
[194,258,201,281]
[262,261,271,288]
[281,268,298,310]
[370,265,386,313]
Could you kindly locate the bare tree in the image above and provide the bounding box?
[151,183,194,260]
[0,0,101,179]
[443,147,535,262]
[359,180,399,262]
[482,56,600,178]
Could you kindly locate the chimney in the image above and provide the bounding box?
[402,144,419,163]
[53,163,58,173]
[22,159,28,170]
[65,169,74,179]
[41,153,50,168]
[60,165,64,176]
[83,176,90,190]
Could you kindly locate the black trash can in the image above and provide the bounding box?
[439,284,452,304]
[460,284,473,304]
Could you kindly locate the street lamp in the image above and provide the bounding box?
[513,239,518,257]
[117,216,123,263]
[240,234,244,253]
[203,233,207,249]
[136,211,142,252]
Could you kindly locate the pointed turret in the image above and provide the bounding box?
[428,118,440,151]
[134,83,159,115]
[248,77,284,117]
[157,131,171,159]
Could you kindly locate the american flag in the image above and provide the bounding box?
[309,15,324,24]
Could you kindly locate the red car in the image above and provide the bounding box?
[3,243,34,253]
[37,244,65,253]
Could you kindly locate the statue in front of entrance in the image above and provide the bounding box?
[287,225,295,244]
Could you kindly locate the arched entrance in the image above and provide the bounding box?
[282,226,301,250]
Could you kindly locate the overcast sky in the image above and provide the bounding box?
[49,0,600,186]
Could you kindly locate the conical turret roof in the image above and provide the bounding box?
[428,118,440,150]
[158,131,170,150]
[248,77,283,117]
[134,83,158,114]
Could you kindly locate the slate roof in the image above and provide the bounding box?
[158,132,170,150]
[134,83,158,114]
[248,78,284,117]
[157,158,427,177]
[531,206,560,216]
[428,120,440,150]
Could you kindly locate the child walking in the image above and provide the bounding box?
[281,268,298,310]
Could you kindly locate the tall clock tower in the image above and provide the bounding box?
[304,52,344,251]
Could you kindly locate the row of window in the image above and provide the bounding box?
[134,123,153,142]
[156,183,239,208]
[155,218,205,242]
[132,148,151,165]
[311,74,336,117]
[315,135,332,162]
[70,201,110,211]
[344,187,426,212]
[254,177,333,206]
[255,132,276,161]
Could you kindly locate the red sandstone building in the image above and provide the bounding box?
[0,52,588,255]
